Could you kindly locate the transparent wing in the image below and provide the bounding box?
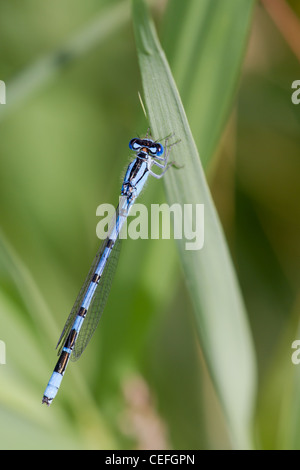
[56,238,108,356]
[55,196,128,358]
[71,236,121,361]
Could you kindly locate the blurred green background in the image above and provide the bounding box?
[0,0,299,449]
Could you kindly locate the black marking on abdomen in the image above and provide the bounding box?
[78,307,87,317]
[92,273,101,283]
[54,350,70,375]
[65,328,77,350]
[107,238,115,249]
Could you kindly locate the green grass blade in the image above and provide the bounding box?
[0,229,116,449]
[132,0,257,449]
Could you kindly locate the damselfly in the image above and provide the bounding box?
[42,132,179,405]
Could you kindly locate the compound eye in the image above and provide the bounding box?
[156,144,164,156]
[129,138,141,151]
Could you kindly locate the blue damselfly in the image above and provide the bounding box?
[42,133,178,405]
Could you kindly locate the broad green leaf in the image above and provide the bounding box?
[132,0,257,449]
